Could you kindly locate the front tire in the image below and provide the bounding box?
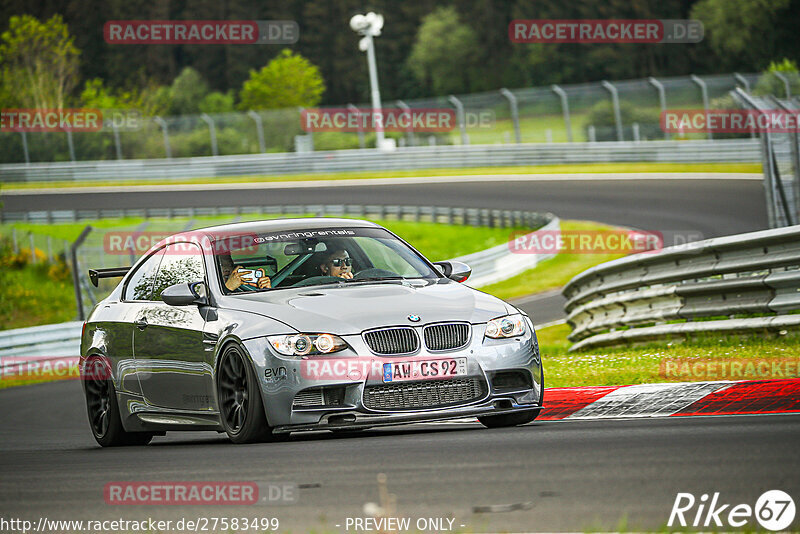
[84,356,153,447]
[216,345,274,444]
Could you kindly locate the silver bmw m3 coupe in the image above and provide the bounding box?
[80,218,544,445]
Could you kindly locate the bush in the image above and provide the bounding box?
[754,59,800,97]
[584,101,661,142]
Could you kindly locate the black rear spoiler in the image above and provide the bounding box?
[88,267,131,287]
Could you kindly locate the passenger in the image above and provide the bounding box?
[319,248,354,279]
[219,254,271,291]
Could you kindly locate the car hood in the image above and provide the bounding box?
[217,280,512,334]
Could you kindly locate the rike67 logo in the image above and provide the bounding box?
[669,490,796,531]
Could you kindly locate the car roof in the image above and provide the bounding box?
[181,217,382,239]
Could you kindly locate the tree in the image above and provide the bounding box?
[691,0,800,71]
[0,14,80,109]
[169,67,209,115]
[406,7,480,95]
[238,49,324,110]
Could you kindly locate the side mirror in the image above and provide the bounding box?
[161,282,208,306]
[433,261,471,283]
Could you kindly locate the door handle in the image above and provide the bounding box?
[134,317,148,330]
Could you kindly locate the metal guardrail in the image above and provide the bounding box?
[1,204,550,227]
[562,225,800,351]
[0,140,760,183]
[0,322,83,358]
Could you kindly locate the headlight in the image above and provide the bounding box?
[267,333,348,356]
[485,314,526,339]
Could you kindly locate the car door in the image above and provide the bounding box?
[132,242,213,411]
[119,247,166,396]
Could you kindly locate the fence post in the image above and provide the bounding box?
[29,234,37,264]
[499,88,521,144]
[396,100,415,146]
[551,84,573,142]
[690,75,713,140]
[734,72,751,93]
[153,116,172,158]
[112,121,123,160]
[347,104,366,149]
[71,225,93,321]
[201,113,219,156]
[65,130,77,161]
[601,80,623,141]
[772,97,800,223]
[447,95,468,145]
[588,125,596,143]
[632,123,640,142]
[773,71,792,98]
[648,76,669,140]
[12,228,18,253]
[247,111,266,153]
[20,131,30,164]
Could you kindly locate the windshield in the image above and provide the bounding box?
[214,227,439,293]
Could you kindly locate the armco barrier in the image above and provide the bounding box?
[0,322,83,358]
[562,224,800,351]
[0,140,760,183]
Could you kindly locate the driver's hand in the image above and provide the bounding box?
[256,276,272,289]
[340,271,354,279]
[225,266,245,291]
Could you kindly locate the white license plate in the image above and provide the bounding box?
[382,358,467,383]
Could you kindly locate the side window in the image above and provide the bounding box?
[152,243,206,301]
[123,248,165,301]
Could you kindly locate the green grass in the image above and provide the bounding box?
[0,264,75,329]
[478,220,627,300]
[1,162,761,190]
[537,323,800,387]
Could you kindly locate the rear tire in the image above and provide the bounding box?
[217,345,275,444]
[478,368,544,429]
[84,356,153,447]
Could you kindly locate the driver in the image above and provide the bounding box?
[219,254,272,291]
[319,248,354,279]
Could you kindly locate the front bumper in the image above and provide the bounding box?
[242,320,543,432]
[272,395,541,433]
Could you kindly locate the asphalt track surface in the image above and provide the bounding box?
[1,381,798,532]
[0,176,769,325]
[2,175,786,532]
